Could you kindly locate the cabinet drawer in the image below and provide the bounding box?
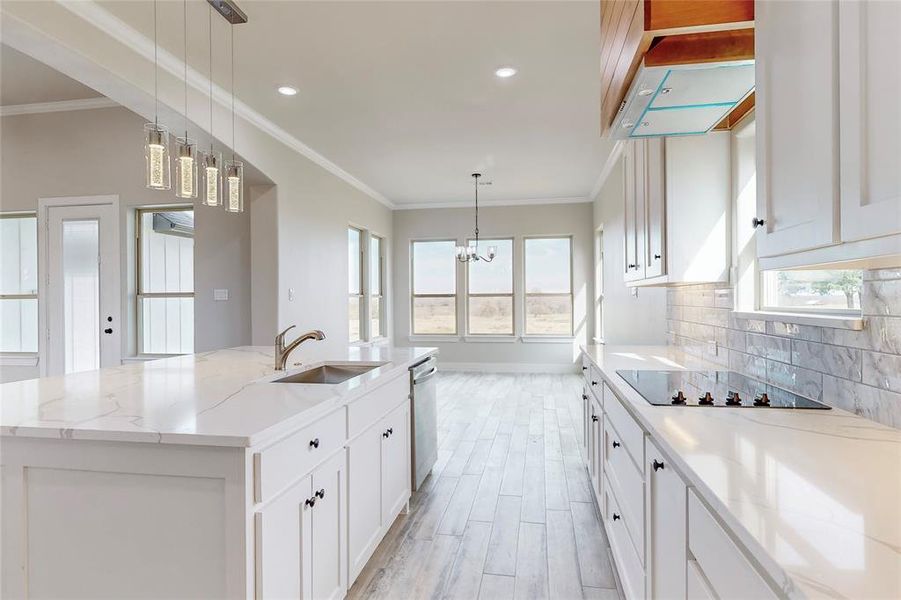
[348,373,408,440]
[603,419,644,563]
[603,383,643,470]
[688,490,777,599]
[588,365,603,403]
[254,407,346,503]
[603,475,645,600]
[581,354,591,383]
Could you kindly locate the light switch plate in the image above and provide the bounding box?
[707,340,718,356]
[213,289,229,301]
[288,288,295,302]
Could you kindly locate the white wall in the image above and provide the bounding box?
[592,153,667,345]
[0,107,254,379]
[392,203,593,370]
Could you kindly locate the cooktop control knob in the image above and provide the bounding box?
[754,392,770,407]
[671,391,686,405]
[725,391,741,406]
[698,392,715,406]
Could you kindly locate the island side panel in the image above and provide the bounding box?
[1,437,248,599]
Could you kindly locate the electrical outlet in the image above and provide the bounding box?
[213,289,229,301]
[631,287,639,298]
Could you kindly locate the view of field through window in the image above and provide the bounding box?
[525,237,573,335]
[412,240,456,334]
[468,238,513,334]
[763,269,863,312]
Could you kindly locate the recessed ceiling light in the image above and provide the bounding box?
[277,86,298,96]
[637,88,654,96]
[495,67,517,78]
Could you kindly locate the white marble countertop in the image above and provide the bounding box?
[582,345,901,600]
[0,345,436,448]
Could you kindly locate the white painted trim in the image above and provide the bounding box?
[732,310,865,331]
[440,361,578,374]
[0,97,117,117]
[408,335,461,343]
[49,1,393,209]
[589,140,626,201]
[0,353,39,367]
[121,355,177,363]
[394,196,590,211]
[520,336,576,344]
[462,336,517,343]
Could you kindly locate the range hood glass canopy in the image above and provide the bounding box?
[614,60,754,139]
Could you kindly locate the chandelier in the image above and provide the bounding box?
[456,173,496,263]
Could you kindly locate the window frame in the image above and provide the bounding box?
[135,206,195,356]
[369,233,386,340]
[348,226,365,343]
[758,268,864,317]
[410,238,458,336]
[465,237,514,337]
[523,235,574,337]
[594,227,604,342]
[0,212,39,355]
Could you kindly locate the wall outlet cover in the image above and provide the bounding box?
[213,289,229,301]
[707,340,718,356]
[288,288,295,302]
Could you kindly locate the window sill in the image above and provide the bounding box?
[463,335,517,343]
[733,310,865,331]
[0,353,39,367]
[350,338,391,348]
[520,336,576,344]
[409,335,461,343]
[122,354,180,363]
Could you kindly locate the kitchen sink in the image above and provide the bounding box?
[271,362,386,384]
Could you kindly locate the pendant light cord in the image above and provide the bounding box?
[474,174,480,248]
[209,5,214,153]
[153,0,158,125]
[230,23,236,162]
[183,0,188,141]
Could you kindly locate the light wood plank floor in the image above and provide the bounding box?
[348,372,624,600]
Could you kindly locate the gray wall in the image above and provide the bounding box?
[0,107,253,378]
[392,203,593,369]
[592,153,667,345]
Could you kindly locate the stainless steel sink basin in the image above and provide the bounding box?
[271,362,385,384]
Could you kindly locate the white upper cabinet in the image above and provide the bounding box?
[644,138,667,280]
[838,0,901,243]
[623,141,646,282]
[755,0,840,257]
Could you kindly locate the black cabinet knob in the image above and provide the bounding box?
[752,217,766,229]
[304,497,316,508]
[653,460,664,472]
[582,394,588,401]
[591,415,599,423]
[309,438,320,449]
[591,380,598,386]
[653,254,661,260]
[107,316,113,322]
[582,366,587,371]
[612,441,621,449]
[104,328,113,334]
[315,488,325,499]
[388,428,394,435]
[612,513,621,521]
[627,263,637,269]
[383,431,390,438]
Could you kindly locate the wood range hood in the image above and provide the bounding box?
[600,0,755,138]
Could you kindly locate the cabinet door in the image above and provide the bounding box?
[310,451,347,600]
[647,439,687,600]
[755,0,839,257]
[380,401,411,525]
[580,388,589,464]
[588,396,603,501]
[644,137,666,279]
[839,0,901,242]
[623,141,646,282]
[254,475,313,600]
[347,425,382,581]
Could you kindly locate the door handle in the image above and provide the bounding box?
[104,328,113,334]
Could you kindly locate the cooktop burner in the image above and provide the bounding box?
[616,370,831,409]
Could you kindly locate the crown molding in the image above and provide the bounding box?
[589,139,625,201]
[0,97,118,117]
[56,0,394,209]
[394,196,591,210]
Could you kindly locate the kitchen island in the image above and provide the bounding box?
[0,345,436,599]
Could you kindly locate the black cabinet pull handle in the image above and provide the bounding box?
[591,380,598,386]
[653,460,664,472]
[388,428,394,435]
[612,441,621,449]
[752,217,766,229]
[653,254,661,260]
[612,513,621,521]
[591,415,599,422]
[304,497,316,508]
[582,366,587,371]
[104,328,113,334]
[582,394,588,400]
[309,438,320,449]
[315,488,325,499]
[627,263,637,269]
[383,431,390,438]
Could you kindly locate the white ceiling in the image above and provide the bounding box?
[6,1,614,207]
[0,44,102,106]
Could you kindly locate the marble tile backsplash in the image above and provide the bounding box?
[666,269,901,429]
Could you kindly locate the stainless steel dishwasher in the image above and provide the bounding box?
[409,356,438,491]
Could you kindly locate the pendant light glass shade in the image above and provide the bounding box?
[224,159,244,212]
[202,151,222,206]
[144,122,171,190]
[175,137,199,198]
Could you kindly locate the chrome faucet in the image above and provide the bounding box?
[274,326,326,370]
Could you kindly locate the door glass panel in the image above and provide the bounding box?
[63,220,100,373]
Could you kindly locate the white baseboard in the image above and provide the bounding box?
[440,362,579,374]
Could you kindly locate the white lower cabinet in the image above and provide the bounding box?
[347,398,412,584]
[603,475,645,600]
[254,449,346,600]
[646,438,687,600]
[588,394,602,500]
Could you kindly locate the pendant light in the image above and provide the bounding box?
[202,4,222,207]
[144,0,171,190]
[224,20,244,213]
[175,0,198,199]
[456,173,496,263]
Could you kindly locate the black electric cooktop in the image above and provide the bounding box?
[616,370,831,409]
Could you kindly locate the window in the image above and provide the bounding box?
[762,269,863,314]
[0,214,38,353]
[137,208,194,354]
[524,237,573,336]
[348,227,363,342]
[411,240,457,335]
[466,238,513,335]
[370,234,384,339]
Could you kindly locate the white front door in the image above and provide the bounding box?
[41,197,120,375]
